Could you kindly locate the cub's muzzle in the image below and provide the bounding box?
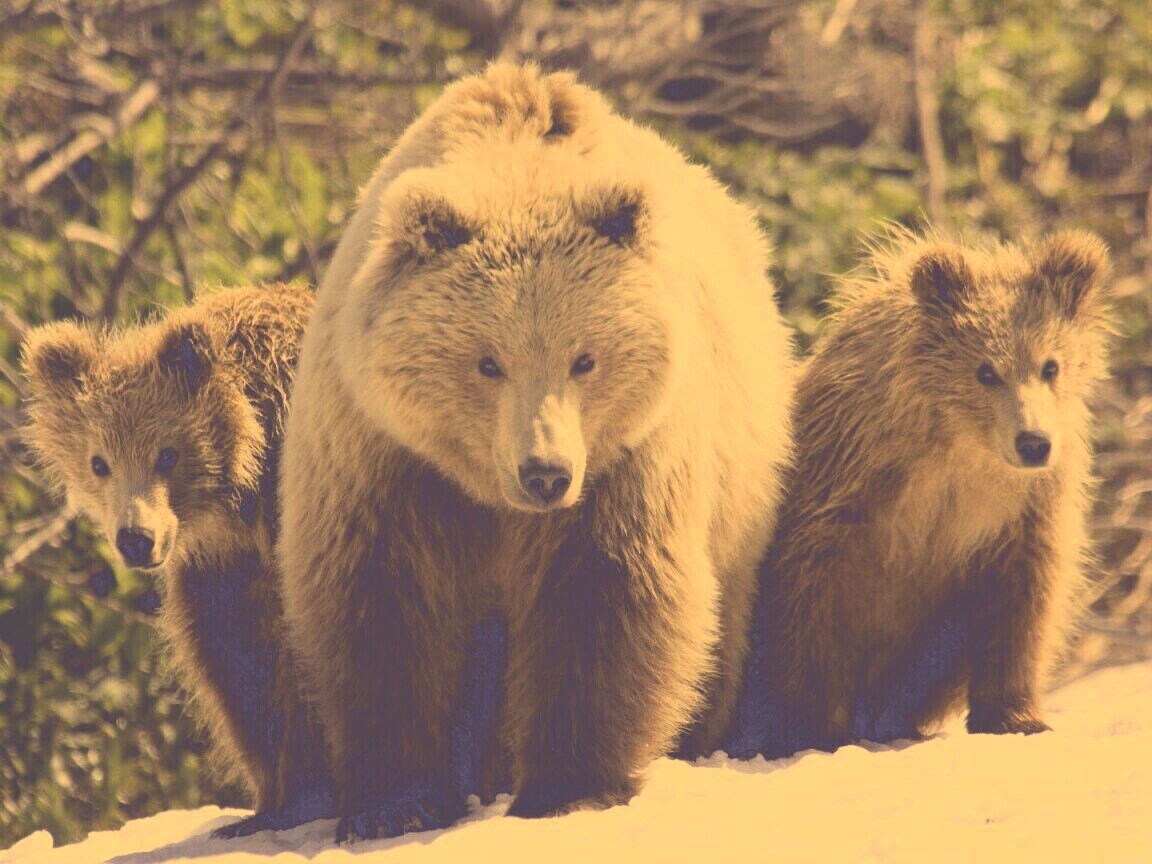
[116,527,158,568]
[1015,432,1051,468]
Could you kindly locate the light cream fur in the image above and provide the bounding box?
[278,61,794,837]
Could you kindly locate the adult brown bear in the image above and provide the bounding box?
[278,62,795,841]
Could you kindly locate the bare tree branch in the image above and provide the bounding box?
[0,0,203,45]
[99,10,317,321]
[913,0,951,229]
[18,79,161,198]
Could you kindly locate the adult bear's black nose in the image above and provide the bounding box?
[519,460,573,505]
[116,528,155,567]
[1015,432,1051,467]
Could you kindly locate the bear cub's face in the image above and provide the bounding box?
[339,171,680,512]
[23,321,258,570]
[908,232,1111,473]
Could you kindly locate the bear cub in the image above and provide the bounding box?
[727,230,1112,758]
[21,284,332,837]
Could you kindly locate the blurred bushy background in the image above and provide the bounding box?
[1,0,1149,845]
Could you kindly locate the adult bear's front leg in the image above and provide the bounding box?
[281,457,478,843]
[506,464,717,819]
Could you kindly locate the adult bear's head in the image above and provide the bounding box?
[336,155,688,511]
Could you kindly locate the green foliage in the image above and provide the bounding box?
[690,137,924,346]
[0,562,230,845]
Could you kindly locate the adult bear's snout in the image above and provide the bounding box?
[518,459,573,506]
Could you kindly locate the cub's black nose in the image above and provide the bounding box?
[1016,432,1051,467]
[518,460,573,505]
[116,528,155,567]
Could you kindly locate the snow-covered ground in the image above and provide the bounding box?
[6,660,1152,864]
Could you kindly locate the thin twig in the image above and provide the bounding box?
[271,112,320,285]
[0,506,74,579]
[820,0,860,46]
[0,301,29,341]
[0,353,27,399]
[165,222,195,302]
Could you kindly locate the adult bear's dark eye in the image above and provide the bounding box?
[977,364,1001,386]
[571,354,595,375]
[478,357,504,379]
[1041,360,1059,381]
[91,455,110,477]
[155,448,180,472]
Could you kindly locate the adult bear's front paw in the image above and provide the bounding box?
[210,808,304,839]
[335,784,466,843]
[967,703,1051,736]
[507,776,635,819]
[211,782,336,838]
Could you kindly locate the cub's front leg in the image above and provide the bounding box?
[173,552,334,840]
[506,464,717,819]
[965,512,1065,736]
[167,551,281,809]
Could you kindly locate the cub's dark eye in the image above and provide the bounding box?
[478,357,504,379]
[155,448,179,472]
[91,455,110,477]
[571,354,595,376]
[977,364,1001,386]
[1041,360,1059,381]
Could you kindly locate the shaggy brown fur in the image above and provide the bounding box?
[727,230,1112,758]
[21,284,331,836]
[279,62,794,842]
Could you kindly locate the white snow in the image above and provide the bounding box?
[6,660,1152,864]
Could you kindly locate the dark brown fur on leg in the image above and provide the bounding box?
[507,472,713,819]
[284,452,499,843]
[966,511,1056,736]
[334,527,468,837]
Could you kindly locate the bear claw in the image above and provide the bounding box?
[335,791,465,844]
[967,706,1051,736]
[507,782,633,819]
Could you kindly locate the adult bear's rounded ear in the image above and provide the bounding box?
[21,321,97,395]
[584,185,649,249]
[909,245,974,314]
[383,185,476,267]
[158,321,215,392]
[1034,230,1111,319]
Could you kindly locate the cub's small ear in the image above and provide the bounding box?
[395,193,474,265]
[21,321,97,395]
[587,186,648,248]
[909,245,974,313]
[1035,230,1111,317]
[158,321,215,391]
